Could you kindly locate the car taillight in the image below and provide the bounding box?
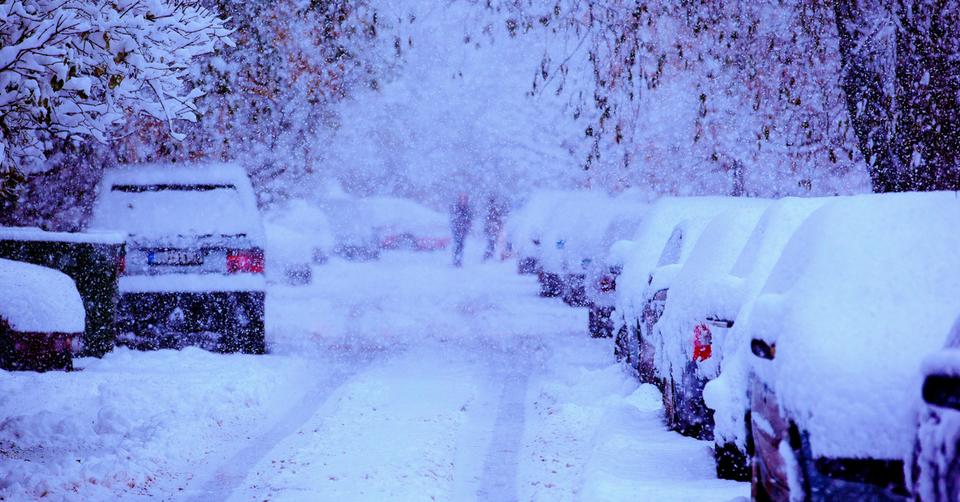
[693,323,712,362]
[227,248,264,274]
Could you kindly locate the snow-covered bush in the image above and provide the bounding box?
[0,0,231,178]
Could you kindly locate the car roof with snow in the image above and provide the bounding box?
[748,191,960,460]
[0,258,85,334]
[506,189,573,256]
[362,196,447,234]
[612,196,754,322]
[90,163,263,242]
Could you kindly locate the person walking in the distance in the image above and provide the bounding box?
[483,196,503,261]
[450,193,473,267]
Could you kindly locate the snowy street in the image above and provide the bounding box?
[1,244,747,501]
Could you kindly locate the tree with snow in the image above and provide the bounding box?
[835,0,960,192]
[0,0,231,201]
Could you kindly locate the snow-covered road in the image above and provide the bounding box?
[1,246,748,501]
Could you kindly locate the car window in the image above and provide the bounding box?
[94,183,251,238]
[657,226,684,266]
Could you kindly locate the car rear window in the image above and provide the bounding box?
[93,184,255,238]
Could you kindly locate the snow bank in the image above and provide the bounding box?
[0,258,84,333]
[0,348,316,500]
[703,197,829,447]
[653,200,770,382]
[749,191,960,459]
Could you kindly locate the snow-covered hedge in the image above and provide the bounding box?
[0,257,84,333]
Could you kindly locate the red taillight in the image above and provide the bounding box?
[693,323,712,362]
[227,248,264,274]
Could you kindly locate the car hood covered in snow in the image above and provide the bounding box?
[0,258,85,333]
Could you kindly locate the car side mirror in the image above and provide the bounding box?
[922,374,960,411]
[751,339,776,360]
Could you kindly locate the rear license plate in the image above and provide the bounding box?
[149,250,204,266]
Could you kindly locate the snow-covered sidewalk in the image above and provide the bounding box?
[1,246,747,501]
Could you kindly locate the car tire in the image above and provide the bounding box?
[715,441,751,481]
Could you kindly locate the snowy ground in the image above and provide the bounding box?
[0,241,747,501]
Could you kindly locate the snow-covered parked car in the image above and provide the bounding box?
[364,196,451,252]
[537,190,614,302]
[506,190,570,276]
[0,258,85,371]
[700,197,828,480]
[911,315,960,501]
[748,192,960,501]
[612,196,749,382]
[650,201,770,441]
[265,200,335,286]
[90,163,267,354]
[583,191,651,337]
[318,198,381,261]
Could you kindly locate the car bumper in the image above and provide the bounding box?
[751,377,908,501]
[117,290,264,350]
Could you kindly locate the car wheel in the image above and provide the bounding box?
[715,441,751,481]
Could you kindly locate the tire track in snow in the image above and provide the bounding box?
[475,362,532,501]
[183,359,370,502]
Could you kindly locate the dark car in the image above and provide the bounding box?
[0,258,85,371]
[90,163,267,354]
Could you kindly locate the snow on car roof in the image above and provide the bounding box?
[0,258,84,333]
[613,196,753,324]
[0,226,124,245]
[363,196,447,234]
[90,163,263,241]
[749,191,960,460]
[654,200,770,380]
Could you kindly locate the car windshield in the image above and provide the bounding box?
[93,183,251,238]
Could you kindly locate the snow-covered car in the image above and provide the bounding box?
[911,315,960,501]
[537,190,614,302]
[700,197,828,480]
[651,201,770,441]
[748,192,960,500]
[612,196,749,381]
[506,190,570,275]
[0,258,85,371]
[265,200,335,285]
[318,198,381,261]
[90,163,267,354]
[583,191,651,337]
[364,196,450,252]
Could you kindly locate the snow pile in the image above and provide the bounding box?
[0,348,316,500]
[0,258,84,333]
[703,197,829,448]
[89,163,264,241]
[749,191,960,459]
[518,335,749,501]
[653,200,771,382]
